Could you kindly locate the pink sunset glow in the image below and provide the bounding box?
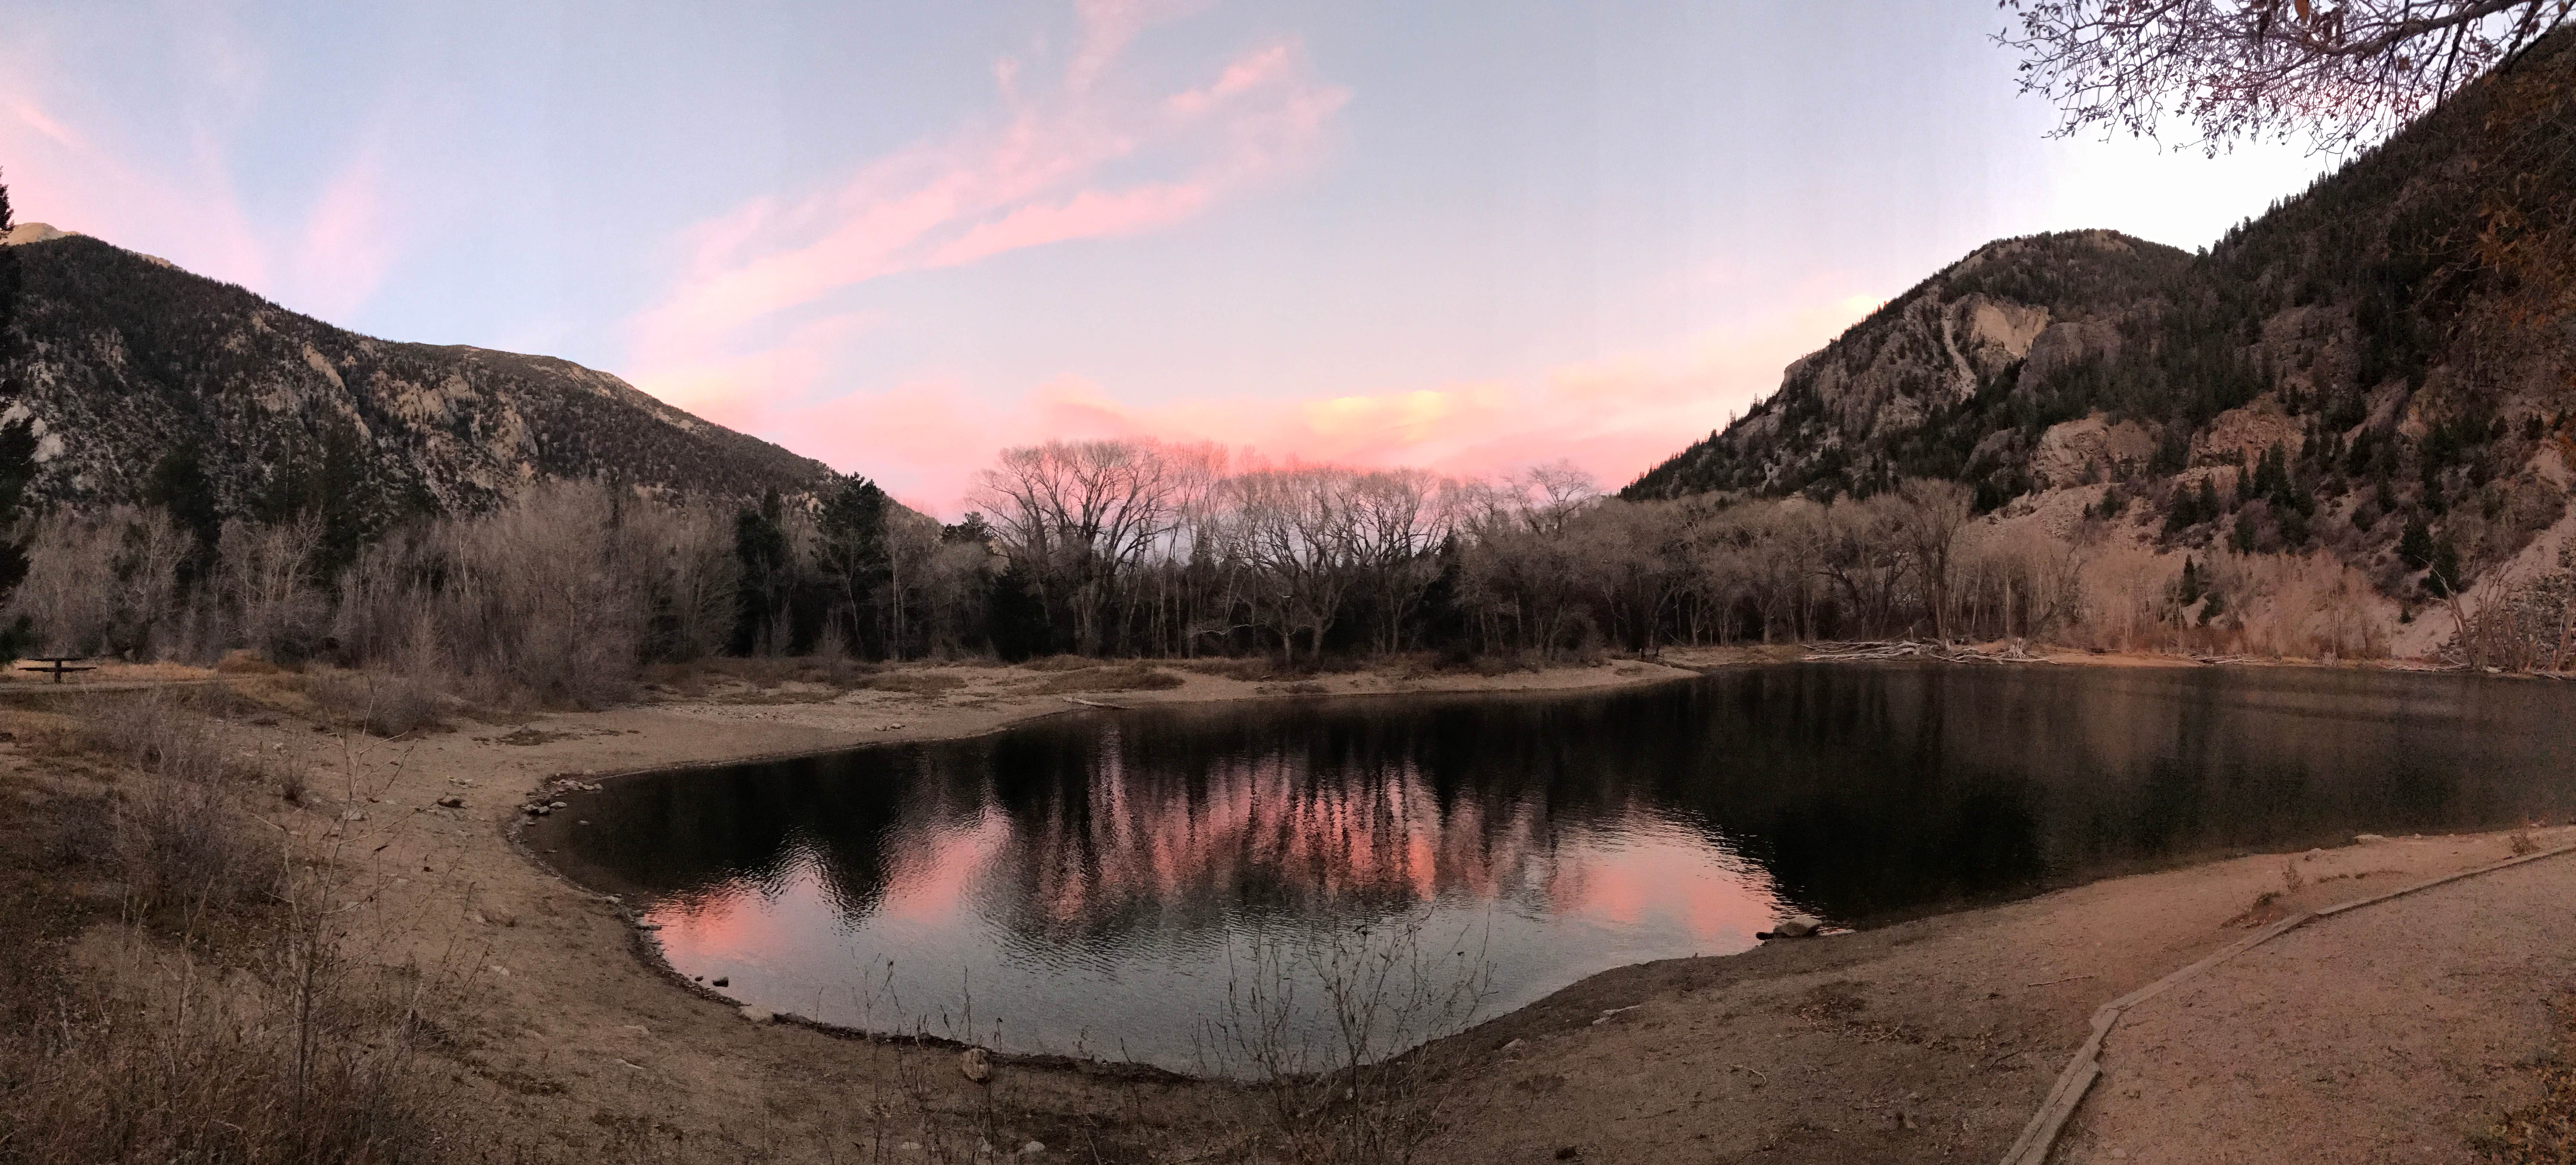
[1,1,2338,517]
[722,291,1879,512]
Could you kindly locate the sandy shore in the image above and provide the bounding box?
[7,649,2569,1161]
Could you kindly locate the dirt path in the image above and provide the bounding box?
[2061,844,2576,1164]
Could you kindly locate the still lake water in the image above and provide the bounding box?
[540,664,2576,1072]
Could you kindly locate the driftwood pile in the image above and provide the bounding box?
[1803,639,2050,665]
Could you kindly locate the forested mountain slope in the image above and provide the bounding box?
[1629,28,2576,605]
[0,231,833,535]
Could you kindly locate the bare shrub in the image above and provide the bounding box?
[634,498,740,664]
[435,483,651,707]
[2447,547,2575,672]
[329,481,735,709]
[306,667,442,738]
[102,694,283,917]
[275,760,310,806]
[2070,543,2181,651]
[12,510,122,655]
[1199,916,1491,1165]
[2200,547,2393,660]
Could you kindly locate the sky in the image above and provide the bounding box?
[0,1,2340,517]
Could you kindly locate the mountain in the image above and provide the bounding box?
[1628,29,2576,604]
[1627,228,2199,504]
[0,229,834,532]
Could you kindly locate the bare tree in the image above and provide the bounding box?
[1896,479,1977,641]
[218,514,326,659]
[638,499,740,662]
[1348,469,1453,654]
[2000,0,2570,152]
[973,439,1197,655]
[1816,494,1915,638]
[1229,466,1367,666]
[13,510,123,655]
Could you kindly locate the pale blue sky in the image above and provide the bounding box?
[1,1,2333,511]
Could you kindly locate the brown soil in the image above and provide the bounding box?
[1403,830,2576,1165]
[5,651,2570,1163]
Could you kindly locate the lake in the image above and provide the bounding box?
[534,663,2576,1073]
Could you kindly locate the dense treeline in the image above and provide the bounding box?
[43,432,2573,710]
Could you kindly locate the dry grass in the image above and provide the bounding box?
[305,667,443,738]
[1,924,464,1165]
[862,670,971,696]
[2474,992,2576,1163]
[698,655,806,686]
[1020,654,1103,673]
[215,648,285,675]
[1025,662,1187,694]
[0,695,471,1165]
[710,686,844,705]
[1174,657,1279,682]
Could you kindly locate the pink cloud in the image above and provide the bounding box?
[0,86,267,291]
[762,293,1880,517]
[924,181,1215,268]
[0,65,401,327]
[624,1,1348,411]
[285,152,399,320]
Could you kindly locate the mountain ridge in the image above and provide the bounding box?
[0,228,834,536]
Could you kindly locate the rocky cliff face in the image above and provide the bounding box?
[1629,229,2190,503]
[0,230,832,530]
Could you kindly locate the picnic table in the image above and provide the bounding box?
[18,657,98,683]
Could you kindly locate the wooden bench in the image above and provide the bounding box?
[18,658,98,684]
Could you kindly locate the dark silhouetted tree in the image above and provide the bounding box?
[732,488,792,654]
[816,473,889,653]
[0,169,36,658]
[146,441,223,591]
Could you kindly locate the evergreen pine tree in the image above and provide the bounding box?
[2399,518,2436,570]
[817,473,891,654]
[0,169,37,659]
[732,488,792,653]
